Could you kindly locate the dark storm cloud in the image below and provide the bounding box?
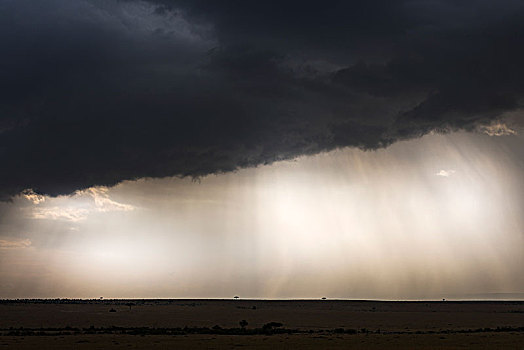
[1,0,524,198]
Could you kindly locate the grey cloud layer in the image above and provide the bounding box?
[1,0,523,198]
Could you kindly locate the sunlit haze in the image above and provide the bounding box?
[1,131,523,299]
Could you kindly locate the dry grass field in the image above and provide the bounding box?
[0,299,523,349]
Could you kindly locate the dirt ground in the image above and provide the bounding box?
[2,333,524,350]
[0,300,523,349]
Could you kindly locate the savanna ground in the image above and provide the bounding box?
[0,299,523,349]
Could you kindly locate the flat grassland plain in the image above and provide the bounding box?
[0,300,523,349]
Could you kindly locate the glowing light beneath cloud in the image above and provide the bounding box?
[21,186,135,222]
[436,169,456,177]
[480,122,517,136]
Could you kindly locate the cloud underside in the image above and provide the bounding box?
[26,187,134,222]
[1,0,524,198]
[0,239,31,249]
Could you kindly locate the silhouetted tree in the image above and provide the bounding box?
[239,320,248,329]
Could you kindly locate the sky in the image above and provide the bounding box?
[1,0,524,299]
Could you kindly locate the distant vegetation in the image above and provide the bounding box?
[2,326,523,337]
